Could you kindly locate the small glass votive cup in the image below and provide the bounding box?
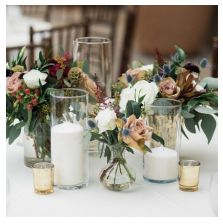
[178,160,200,192]
[32,162,54,195]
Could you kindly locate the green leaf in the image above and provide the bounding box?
[104,145,111,163]
[181,110,195,119]
[152,133,165,146]
[181,126,189,139]
[56,69,63,80]
[194,105,218,115]
[82,60,89,74]
[39,51,45,64]
[8,126,21,144]
[63,79,71,87]
[138,94,146,104]
[184,118,196,133]
[175,45,186,62]
[200,114,216,144]
[126,100,141,118]
[125,146,134,154]
[143,144,152,153]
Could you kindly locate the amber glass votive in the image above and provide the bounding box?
[32,162,54,195]
[179,160,200,192]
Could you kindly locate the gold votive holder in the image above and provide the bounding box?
[179,160,200,192]
[32,162,54,195]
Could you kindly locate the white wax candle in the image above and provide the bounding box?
[143,146,178,182]
[51,122,85,186]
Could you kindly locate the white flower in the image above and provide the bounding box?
[95,108,117,133]
[119,86,135,112]
[23,69,47,89]
[132,80,158,105]
[140,64,154,72]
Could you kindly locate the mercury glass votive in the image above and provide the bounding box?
[32,162,54,194]
[179,160,200,192]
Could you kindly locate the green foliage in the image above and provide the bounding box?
[126,100,141,118]
[152,133,165,146]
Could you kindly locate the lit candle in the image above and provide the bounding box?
[51,121,85,188]
[143,146,178,183]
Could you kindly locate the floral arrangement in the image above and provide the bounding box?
[112,46,218,144]
[6,47,102,159]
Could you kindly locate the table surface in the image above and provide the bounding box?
[6,127,218,217]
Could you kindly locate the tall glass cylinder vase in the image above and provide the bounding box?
[50,88,90,190]
[143,98,182,183]
[73,37,113,154]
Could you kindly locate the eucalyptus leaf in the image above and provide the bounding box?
[181,110,195,119]
[200,114,216,144]
[8,126,21,144]
[184,118,196,133]
[56,69,63,80]
[63,79,71,87]
[194,105,218,115]
[175,45,186,62]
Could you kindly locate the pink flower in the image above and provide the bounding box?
[159,77,180,99]
[6,72,23,94]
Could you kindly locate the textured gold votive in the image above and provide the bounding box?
[32,162,54,195]
[179,160,200,192]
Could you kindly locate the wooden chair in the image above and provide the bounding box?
[29,22,88,58]
[81,6,138,75]
[20,5,49,20]
[212,36,218,78]
[6,43,48,70]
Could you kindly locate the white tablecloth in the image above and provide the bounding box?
[6,127,218,217]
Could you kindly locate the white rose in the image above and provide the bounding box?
[119,87,135,112]
[95,108,117,133]
[23,69,47,89]
[140,64,154,72]
[132,80,158,105]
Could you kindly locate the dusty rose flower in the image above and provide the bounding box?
[159,77,180,99]
[6,72,23,94]
[122,115,153,152]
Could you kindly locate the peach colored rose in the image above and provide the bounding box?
[6,72,23,94]
[159,77,180,99]
[122,115,153,152]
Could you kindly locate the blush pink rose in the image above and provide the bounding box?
[6,72,23,94]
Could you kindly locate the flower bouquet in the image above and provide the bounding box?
[6,47,101,167]
[112,45,218,145]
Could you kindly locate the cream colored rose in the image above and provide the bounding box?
[95,108,117,133]
[23,69,47,89]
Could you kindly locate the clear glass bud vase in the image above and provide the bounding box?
[99,144,136,191]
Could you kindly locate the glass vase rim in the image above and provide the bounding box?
[179,160,200,167]
[74,36,111,45]
[49,88,89,99]
[32,162,54,169]
[148,98,182,109]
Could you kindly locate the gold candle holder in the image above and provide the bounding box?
[32,162,54,195]
[179,160,200,192]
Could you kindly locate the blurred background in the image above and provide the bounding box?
[6,5,218,79]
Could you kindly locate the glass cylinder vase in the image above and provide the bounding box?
[23,122,51,168]
[100,144,136,191]
[143,98,182,183]
[73,37,113,154]
[50,88,90,190]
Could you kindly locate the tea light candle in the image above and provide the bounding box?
[143,146,178,183]
[51,121,85,188]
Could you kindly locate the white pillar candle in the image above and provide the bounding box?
[143,146,178,182]
[51,122,85,187]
